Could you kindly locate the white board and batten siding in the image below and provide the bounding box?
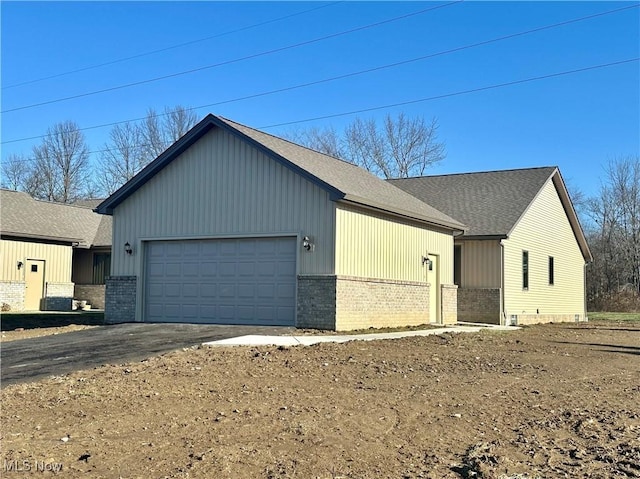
[109,127,336,323]
[335,203,454,284]
[503,178,586,318]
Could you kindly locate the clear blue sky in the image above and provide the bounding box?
[1,1,638,197]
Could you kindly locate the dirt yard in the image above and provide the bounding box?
[1,320,638,478]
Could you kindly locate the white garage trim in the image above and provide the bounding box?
[141,236,298,325]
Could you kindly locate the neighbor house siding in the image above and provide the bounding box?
[110,127,336,279]
[1,239,72,282]
[503,179,585,321]
[335,203,453,283]
[456,239,501,288]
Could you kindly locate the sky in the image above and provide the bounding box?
[1,1,639,198]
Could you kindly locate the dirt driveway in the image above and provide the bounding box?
[1,320,639,478]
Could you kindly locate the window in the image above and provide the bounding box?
[522,251,529,290]
[454,245,462,286]
[31,264,38,272]
[549,256,555,285]
[92,253,111,285]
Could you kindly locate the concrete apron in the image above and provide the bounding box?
[203,324,520,348]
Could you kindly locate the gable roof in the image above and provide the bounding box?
[96,114,464,231]
[0,189,112,248]
[390,166,592,261]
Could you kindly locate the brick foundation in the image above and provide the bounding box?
[441,284,458,325]
[44,282,74,311]
[335,276,430,331]
[105,276,137,324]
[296,275,336,330]
[508,313,585,325]
[0,281,25,311]
[74,284,106,309]
[297,275,436,331]
[458,288,501,324]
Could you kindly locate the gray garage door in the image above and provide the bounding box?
[144,237,296,325]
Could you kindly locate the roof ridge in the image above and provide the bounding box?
[391,165,558,181]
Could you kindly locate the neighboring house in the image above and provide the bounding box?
[0,190,112,311]
[391,167,592,325]
[96,114,464,330]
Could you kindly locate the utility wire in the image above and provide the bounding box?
[5,57,637,165]
[2,2,342,90]
[259,58,640,129]
[2,2,635,146]
[1,1,462,114]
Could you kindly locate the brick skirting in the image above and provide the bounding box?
[105,276,137,324]
[44,282,74,311]
[458,288,501,324]
[0,281,25,311]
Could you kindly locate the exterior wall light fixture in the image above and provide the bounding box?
[124,242,133,255]
[302,236,315,252]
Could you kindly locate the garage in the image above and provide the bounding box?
[144,237,296,325]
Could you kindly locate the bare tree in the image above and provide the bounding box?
[96,122,145,195]
[586,156,640,311]
[288,113,446,179]
[95,106,198,196]
[28,121,91,203]
[1,154,30,190]
[139,106,198,163]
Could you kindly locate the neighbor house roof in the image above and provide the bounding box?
[390,166,592,261]
[0,189,112,248]
[96,114,465,231]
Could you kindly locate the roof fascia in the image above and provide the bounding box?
[1,232,81,245]
[96,115,345,215]
[551,170,593,262]
[339,196,466,233]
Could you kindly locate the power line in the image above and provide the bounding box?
[259,58,640,129]
[2,2,342,90]
[1,1,462,114]
[3,2,635,146]
[5,57,637,166]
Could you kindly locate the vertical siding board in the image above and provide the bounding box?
[335,204,454,283]
[110,128,336,278]
[1,239,72,283]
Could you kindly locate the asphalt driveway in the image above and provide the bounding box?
[1,323,293,387]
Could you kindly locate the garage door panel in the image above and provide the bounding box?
[145,237,296,325]
[200,262,218,277]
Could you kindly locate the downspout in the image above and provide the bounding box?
[500,239,506,326]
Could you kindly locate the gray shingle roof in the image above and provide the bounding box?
[0,189,111,248]
[97,114,464,230]
[389,167,558,237]
[217,117,464,230]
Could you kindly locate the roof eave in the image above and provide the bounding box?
[1,231,83,245]
[340,195,466,233]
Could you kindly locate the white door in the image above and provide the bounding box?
[144,237,296,325]
[25,259,45,310]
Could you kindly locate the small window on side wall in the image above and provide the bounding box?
[522,251,529,290]
[549,256,555,285]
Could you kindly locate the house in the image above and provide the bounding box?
[95,114,464,330]
[0,190,112,311]
[390,167,592,325]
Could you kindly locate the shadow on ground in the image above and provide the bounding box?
[0,312,105,331]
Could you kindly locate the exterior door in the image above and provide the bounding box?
[24,259,45,310]
[144,237,296,325]
[427,254,441,324]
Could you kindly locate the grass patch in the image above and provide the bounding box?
[0,311,105,331]
[588,312,640,322]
